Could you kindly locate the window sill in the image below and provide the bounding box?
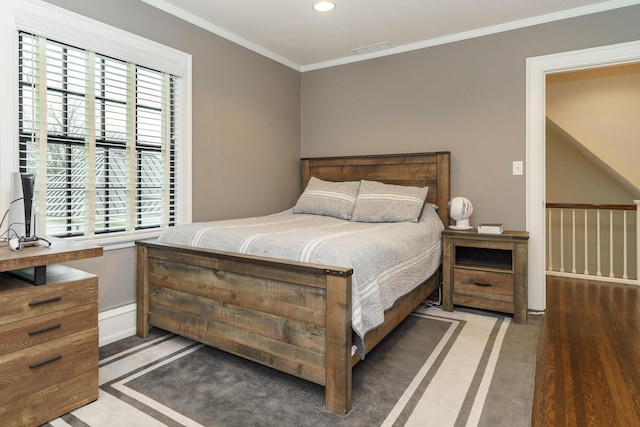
[64,230,163,252]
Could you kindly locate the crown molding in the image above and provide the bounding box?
[302,0,640,71]
[140,0,301,71]
[142,0,640,72]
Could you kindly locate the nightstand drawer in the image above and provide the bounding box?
[0,303,97,357]
[0,328,98,407]
[453,268,514,302]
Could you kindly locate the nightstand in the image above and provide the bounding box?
[442,229,529,324]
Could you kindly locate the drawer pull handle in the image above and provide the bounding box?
[29,355,62,369]
[28,296,62,306]
[28,323,62,336]
[470,281,492,287]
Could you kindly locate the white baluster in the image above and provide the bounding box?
[572,209,576,274]
[610,210,614,278]
[560,209,565,273]
[548,209,553,271]
[623,210,628,280]
[597,210,602,276]
[584,209,589,275]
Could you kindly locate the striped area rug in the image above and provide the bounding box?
[46,307,539,427]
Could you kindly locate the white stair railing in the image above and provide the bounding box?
[546,201,639,285]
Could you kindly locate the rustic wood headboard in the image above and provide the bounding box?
[301,151,451,224]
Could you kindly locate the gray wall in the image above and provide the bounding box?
[38,1,640,312]
[301,5,640,230]
[42,0,302,311]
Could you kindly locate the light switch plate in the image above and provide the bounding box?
[513,161,523,175]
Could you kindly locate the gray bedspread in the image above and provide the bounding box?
[157,205,444,356]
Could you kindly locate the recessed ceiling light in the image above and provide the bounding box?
[313,1,336,12]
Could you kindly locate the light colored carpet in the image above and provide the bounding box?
[46,307,539,427]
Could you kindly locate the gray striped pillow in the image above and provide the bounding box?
[351,180,429,223]
[293,177,360,220]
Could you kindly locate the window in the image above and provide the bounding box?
[18,32,177,239]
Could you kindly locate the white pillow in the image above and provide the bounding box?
[293,177,360,220]
[351,180,429,223]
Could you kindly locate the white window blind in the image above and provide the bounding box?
[18,31,177,239]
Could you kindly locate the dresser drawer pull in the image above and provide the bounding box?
[28,296,62,306]
[28,323,62,336]
[29,355,62,369]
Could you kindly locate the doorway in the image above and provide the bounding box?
[526,40,640,311]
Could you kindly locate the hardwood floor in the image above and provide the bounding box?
[532,276,640,426]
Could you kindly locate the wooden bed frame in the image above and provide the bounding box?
[136,151,450,414]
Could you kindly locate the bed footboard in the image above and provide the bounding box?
[137,241,354,414]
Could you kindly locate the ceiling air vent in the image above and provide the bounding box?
[351,41,393,55]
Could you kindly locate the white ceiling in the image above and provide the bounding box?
[141,0,638,71]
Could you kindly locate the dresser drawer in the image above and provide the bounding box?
[0,371,98,427]
[0,303,97,357]
[0,328,98,407]
[453,268,514,302]
[0,268,97,325]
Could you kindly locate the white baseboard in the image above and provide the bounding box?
[98,303,137,347]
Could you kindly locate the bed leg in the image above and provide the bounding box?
[325,274,352,415]
[136,244,150,338]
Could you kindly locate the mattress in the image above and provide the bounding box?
[157,204,444,356]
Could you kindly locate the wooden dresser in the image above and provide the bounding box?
[0,238,102,426]
[442,229,529,324]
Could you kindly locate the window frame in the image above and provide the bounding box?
[1,0,192,250]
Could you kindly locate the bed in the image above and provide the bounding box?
[136,151,450,414]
